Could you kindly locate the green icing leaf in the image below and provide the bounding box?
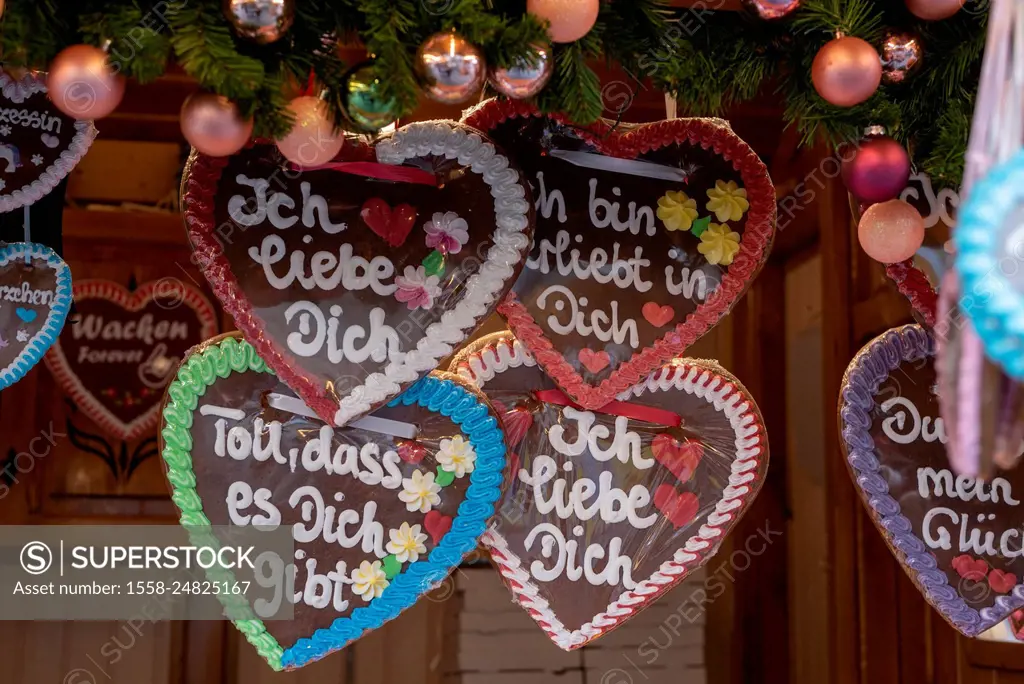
[423,249,445,277]
[691,216,711,237]
[435,468,455,487]
[382,554,402,579]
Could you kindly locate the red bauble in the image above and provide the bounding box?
[811,36,882,107]
[842,134,911,204]
[905,0,964,21]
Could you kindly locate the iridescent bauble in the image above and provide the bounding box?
[527,0,600,43]
[905,0,964,21]
[740,0,801,20]
[223,0,295,44]
[488,45,553,99]
[811,36,882,107]
[47,45,126,120]
[416,32,486,104]
[858,199,925,264]
[276,96,344,166]
[881,30,922,84]
[842,133,911,204]
[344,64,397,133]
[180,92,253,157]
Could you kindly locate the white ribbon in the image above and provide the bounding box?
[548,149,688,182]
[267,393,418,439]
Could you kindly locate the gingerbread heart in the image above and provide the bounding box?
[0,69,96,213]
[159,334,507,670]
[182,120,534,427]
[463,99,775,409]
[0,243,72,390]
[44,279,218,441]
[839,324,1024,636]
[450,331,768,650]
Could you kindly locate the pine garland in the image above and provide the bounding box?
[0,0,985,187]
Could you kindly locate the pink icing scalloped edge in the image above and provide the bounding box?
[43,279,219,441]
[886,259,938,328]
[463,99,777,410]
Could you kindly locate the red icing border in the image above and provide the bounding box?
[885,259,938,327]
[43,279,219,442]
[463,100,777,409]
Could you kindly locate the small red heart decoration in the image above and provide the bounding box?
[642,302,675,328]
[424,510,453,543]
[989,569,1017,595]
[653,485,699,529]
[951,554,988,580]
[651,434,703,483]
[578,348,610,374]
[398,441,426,464]
[501,406,535,448]
[361,198,417,247]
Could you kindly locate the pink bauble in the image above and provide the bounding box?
[528,0,599,44]
[47,45,126,120]
[276,96,344,166]
[858,200,925,264]
[905,0,964,21]
[842,135,911,204]
[811,36,882,107]
[180,92,253,157]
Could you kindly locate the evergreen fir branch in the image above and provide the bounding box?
[167,1,265,97]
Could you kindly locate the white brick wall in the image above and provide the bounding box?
[449,568,707,684]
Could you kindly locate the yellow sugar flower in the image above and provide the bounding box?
[706,180,749,222]
[697,223,742,266]
[351,560,389,601]
[656,190,699,232]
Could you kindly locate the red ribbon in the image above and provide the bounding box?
[289,161,438,186]
[533,389,682,428]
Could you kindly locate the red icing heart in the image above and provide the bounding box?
[642,302,675,328]
[951,554,988,580]
[653,485,699,529]
[467,99,776,409]
[398,441,426,464]
[360,198,417,248]
[989,569,1017,595]
[578,348,610,374]
[424,510,453,543]
[651,434,703,483]
[501,406,535,448]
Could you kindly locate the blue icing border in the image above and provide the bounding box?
[955,150,1024,379]
[280,375,506,669]
[0,242,72,391]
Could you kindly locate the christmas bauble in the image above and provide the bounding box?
[488,44,553,99]
[740,0,801,20]
[842,133,911,204]
[858,199,925,263]
[180,92,253,157]
[881,30,922,84]
[527,0,600,43]
[812,36,882,107]
[905,0,964,21]
[276,96,344,166]
[47,45,126,120]
[223,0,295,44]
[344,64,397,133]
[416,32,486,104]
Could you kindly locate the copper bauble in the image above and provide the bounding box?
[527,0,600,43]
[905,0,964,21]
[180,92,253,157]
[47,45,126,120]
[276,96,344,167]
[858,199,925,263]
[811,36,882,107]
[223,0,295,44]
[740,0,801,20]
[488,45,553,99]
[416,32,486,104]
[881,30,923,84]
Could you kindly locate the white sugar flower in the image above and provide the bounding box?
[351,560,389,601]
[386,522,429,563]
[424,211,470,254]
[398,469,442,513]
[436,435,477,478]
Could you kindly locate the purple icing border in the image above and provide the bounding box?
[839,324,1024,636]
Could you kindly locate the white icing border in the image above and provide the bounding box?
[454,335,766,650]
[0,69,98,214]
[332,122,531,425]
